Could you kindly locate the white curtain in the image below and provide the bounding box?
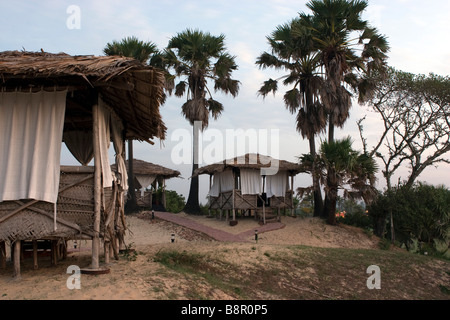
[266,170,288,198]
[208,169,234,196]
[220,169,234,193]
[240,169,262,195]
[209,173,220,197]
[0,90,67,203]
[63,130,94,166]
[135,174,156,197]
[98,99,113,188]
[110,113,128,191]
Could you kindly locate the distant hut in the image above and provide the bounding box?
[112,159,181,210]
[0,51,166,277]
[193,153,303,224]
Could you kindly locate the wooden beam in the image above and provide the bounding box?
[33,240,38,270]
[0,241,6,269]
[13,241,21,279]
[92,98,101,270]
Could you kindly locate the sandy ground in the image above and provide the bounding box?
[0,212,380,300]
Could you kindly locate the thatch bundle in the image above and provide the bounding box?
[0,50,166,142]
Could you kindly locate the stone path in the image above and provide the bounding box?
[153,211,285,242]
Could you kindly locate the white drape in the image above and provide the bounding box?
[0,90,67,203]
[209,174,220,197]
[208,169,234,196]
[63,130,94,166]
[220,169,234,193]
[240,169,262,195]
[110,113,128,191]
[135,174,156,197]
[265,170,288,198]
[98,99,113,188]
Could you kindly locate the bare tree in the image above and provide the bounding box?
[359,68,450,191]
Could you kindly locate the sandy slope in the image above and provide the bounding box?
[0,213,380,300]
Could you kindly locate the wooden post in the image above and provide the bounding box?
[232,189,236,221]
[92,99,101,270]
[290,175,294,216]
[162,178,166,210]
[0,241,6,269]
[208,175,212,217]
[33,240,38,270]
[13,241,21,279]
[104,241,110,264]
[51,240,57,266]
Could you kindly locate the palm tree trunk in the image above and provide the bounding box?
[323,167,338,225]
[309,136,323,217]
[328,117,335,143]
[184,124,201,214]
[125,140,139,213]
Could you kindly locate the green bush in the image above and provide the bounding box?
[368,183,450,255]
[338,211,372,230]
[165,189,186,213]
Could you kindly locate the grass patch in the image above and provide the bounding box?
[151,245,450,300]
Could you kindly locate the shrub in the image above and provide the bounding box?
[368,183,450,254]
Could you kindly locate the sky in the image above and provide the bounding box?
[1,0,449,203]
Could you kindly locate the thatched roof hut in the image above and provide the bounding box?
[112,159,181,210]
[121,159,181,179]
[193,153,302,176]
[0,51,166,276]
[0,50,166,142]
[194,153,303,224]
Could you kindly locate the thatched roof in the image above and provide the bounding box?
[112,159,181,179]
[0,50,166,142]
[193,153,303,176]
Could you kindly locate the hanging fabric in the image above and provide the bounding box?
[110,111,128,190]
[265,170,288,198]
[208,173,221,197]
[219,169,234,193]
[240,169,262,195]
[135,174,156,197]
[63,130,94,166]
[97,98,113,188]
[0,90,67,203]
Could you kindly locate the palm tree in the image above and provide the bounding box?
[163,29,240,214]
[300,136,378,225]
[256,18,327,217]
[300,0,389,219]
[104,36,161,212]
[301,0,389,142]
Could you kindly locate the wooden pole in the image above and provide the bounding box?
[104,241,110,264]
[232,171,236,221]
[208,175,212,217]
[291,175,295,216]
[0,241,6,269]
[33,240,38,270]
[162,178,166,210]
[92,99,101,270]
[13,241,21,279]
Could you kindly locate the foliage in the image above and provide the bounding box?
[368,183,450,255]
[104,36,159,63]
[300,137,378,225]
[163,28,240,130]
[164,189,186,213]
[336,198,372,230]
